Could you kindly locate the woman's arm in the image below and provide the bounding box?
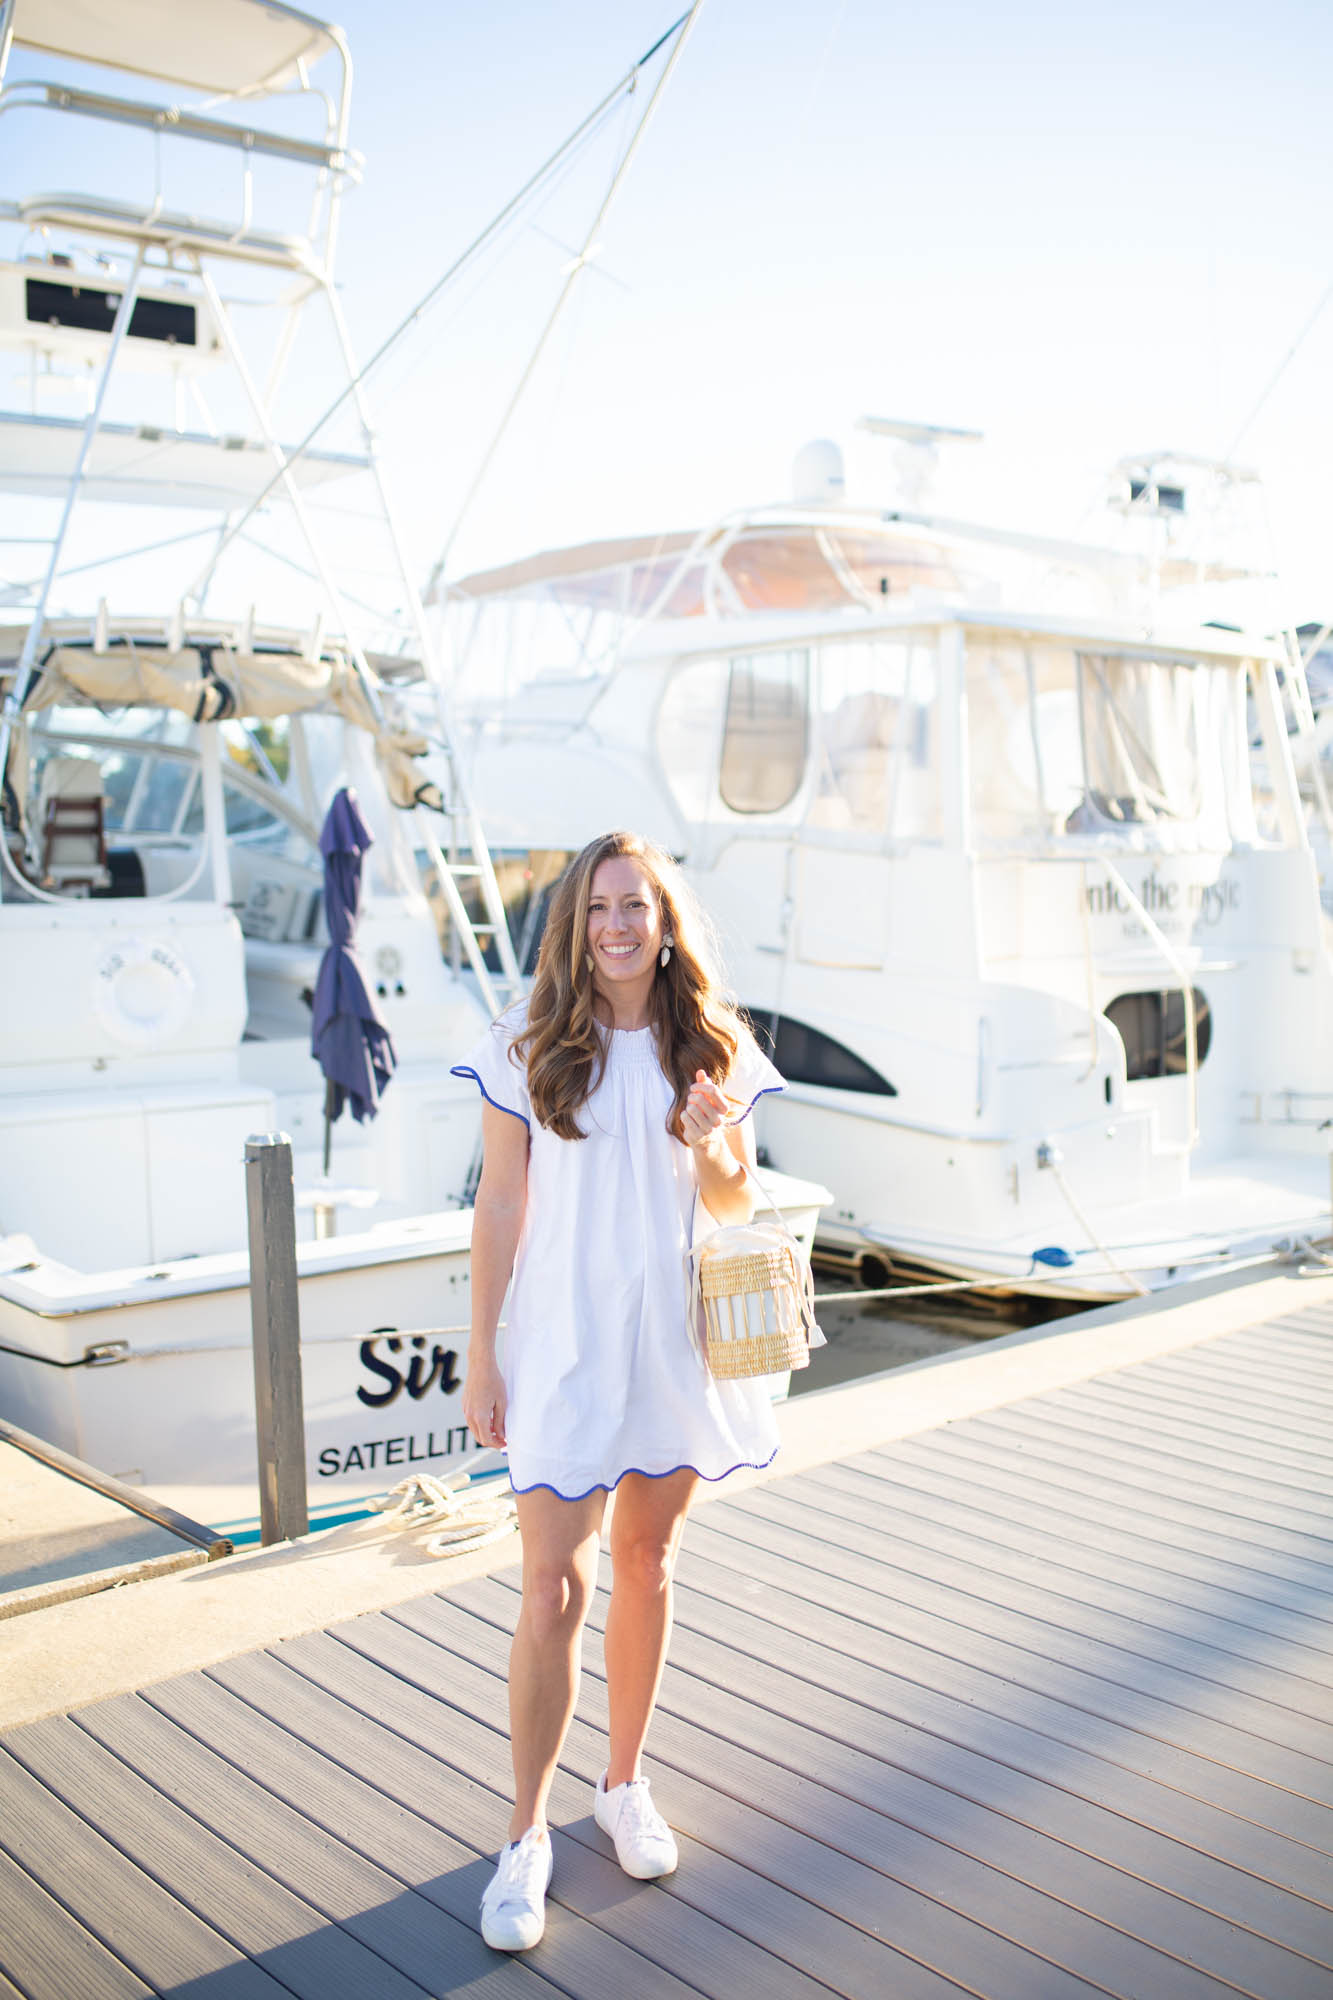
[683,1068,757,1226]
[462,1100,529,1447]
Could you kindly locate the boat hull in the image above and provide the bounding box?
[0,1175,828,1537]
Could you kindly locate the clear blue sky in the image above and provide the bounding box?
[4,0,1332,618]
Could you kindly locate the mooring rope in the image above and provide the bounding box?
[367,1466,517,1558]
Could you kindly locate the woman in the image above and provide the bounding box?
[452,828,784,1952]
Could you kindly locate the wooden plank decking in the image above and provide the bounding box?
[1,1306,1331,1998]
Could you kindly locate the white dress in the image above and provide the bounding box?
[452,1007,786,1500]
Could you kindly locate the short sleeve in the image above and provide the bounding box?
[724,1024,785,1125]
[451,1005,531,1127]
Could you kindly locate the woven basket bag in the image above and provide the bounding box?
[690,1171,823,1380]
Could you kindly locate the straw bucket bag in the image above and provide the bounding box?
[689,1169,824,1380]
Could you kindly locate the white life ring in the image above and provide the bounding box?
[93,935,195,1051]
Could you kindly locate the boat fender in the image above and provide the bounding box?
[1031,1245,1075,1269]
[93,935,195,1051]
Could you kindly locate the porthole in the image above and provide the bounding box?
[1105,988,1211,1080]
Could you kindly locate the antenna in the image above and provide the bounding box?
[856,416,983,447]
[856,415,982,507]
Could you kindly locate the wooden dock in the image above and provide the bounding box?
[2,1300,1331,1997]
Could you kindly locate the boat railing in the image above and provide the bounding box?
[0,0,356,278]
[0,77,362,180]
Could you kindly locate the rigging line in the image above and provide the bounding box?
[0,525,220,604]
[1223,271,1333,463]
[423,1,709,599]
[794,0,848,144]
[368,99,631,416]
[187,12,694,593]
[232,529,396,626]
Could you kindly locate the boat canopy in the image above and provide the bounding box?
[452,532,700,606]
[28,642,378,726]
[7,0,343,98]
[12,641,439,811]
[450,520,972,618]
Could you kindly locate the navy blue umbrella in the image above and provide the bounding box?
[311,786,396,1173]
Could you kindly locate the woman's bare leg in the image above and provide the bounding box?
[508,1486,607,1839]
[603,1468,699,1787]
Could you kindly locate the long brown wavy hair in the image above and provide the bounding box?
[510,830,741,1141]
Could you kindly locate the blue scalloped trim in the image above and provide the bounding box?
[450,1064,530,1127]
[509,1446,779,1502]
[725,1082,785,1127]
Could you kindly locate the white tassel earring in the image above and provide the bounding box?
[659,936,674,969]
[585,951,594,972]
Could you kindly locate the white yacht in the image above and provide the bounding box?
[434,428,1333,1303]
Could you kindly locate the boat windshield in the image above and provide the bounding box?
[967,641,1260,849]
[807,638,942,841]
[654,635,944,842]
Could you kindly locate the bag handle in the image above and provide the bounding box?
[738,1155,799,1235]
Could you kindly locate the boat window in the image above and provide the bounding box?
[808,639,940,838]
[748,1011,897,1095]
[656,657,729,822]
[222,716,291,785]
[170,768,312,864]
[1077,654,1199,826]
[128,757,191,834]
[719,651,809,813]
[182,778,285,847]
[1106,988,1211,1079]
[34,705,194,750]
[967,643,1257,848]
[226,787,282,839]
[218,780,318,867]
[968,644,1083,844]
[182,781,205,838]
[98,749,141,831]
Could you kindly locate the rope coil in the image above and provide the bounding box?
[367,1469,517,1558]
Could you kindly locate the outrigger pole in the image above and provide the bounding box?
[423,0,709,597]
[187,8,701,597]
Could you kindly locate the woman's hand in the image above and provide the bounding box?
[681,1068,729,1152]
[463,1352,508,1449]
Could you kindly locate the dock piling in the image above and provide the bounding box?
[244,1133,309,1545]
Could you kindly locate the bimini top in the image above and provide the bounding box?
[444,506,1260,629]
[8,0,344,99]
[447,517,977,619]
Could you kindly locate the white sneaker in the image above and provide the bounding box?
[593,1771,678,1879]
[479,1825,553,1951]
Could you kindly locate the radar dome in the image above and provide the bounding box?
[792,439,845,506]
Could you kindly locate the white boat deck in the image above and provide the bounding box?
[1,1282,1330,1996]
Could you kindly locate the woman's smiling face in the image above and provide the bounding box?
[586,855,664,990]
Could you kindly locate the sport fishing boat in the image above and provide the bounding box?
[0,0,526,1537]
[0,0,829,1539]
[431,426,1333,1303]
